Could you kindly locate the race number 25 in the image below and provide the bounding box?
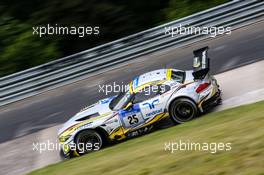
[128,114,139,125]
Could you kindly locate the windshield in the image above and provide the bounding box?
[109,90,133,111]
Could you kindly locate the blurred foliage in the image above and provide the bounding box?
[164,0,229,21]
[0,0,228,77]
[0,17,60,75]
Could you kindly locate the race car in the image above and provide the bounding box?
[58,46,222,158]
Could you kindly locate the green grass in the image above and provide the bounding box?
[28,101,264,175]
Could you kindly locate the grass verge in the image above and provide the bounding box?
[28,101,264,175]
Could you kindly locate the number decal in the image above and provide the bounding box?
[119,104,144,128]
[128,114,139,125]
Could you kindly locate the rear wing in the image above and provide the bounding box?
[192,46,210,80]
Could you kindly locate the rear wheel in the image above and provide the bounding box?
[75,130,103,155]
[169,98,198,124]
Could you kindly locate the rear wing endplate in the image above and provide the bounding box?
[192,46,210,80]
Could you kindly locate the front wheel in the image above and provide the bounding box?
[75,130,103,155]
[169,98,198,124]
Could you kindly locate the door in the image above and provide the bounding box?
[119,104,145,129]
[119,84,168,129]
[133,85,166,120]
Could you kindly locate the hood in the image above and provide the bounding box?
[58,96,116,135]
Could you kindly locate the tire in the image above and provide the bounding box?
[75,130,103,155]
[59,149,73,160]
[169,98,198,124]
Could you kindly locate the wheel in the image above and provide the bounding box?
[75,130,103,155]
[169,98,198,124]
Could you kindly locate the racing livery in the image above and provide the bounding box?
[58,47,222,158]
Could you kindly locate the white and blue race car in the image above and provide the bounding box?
[58,47,222,158]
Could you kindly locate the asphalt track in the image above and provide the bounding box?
[0,20,264,144]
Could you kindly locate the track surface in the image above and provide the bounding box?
[0,21,264,145]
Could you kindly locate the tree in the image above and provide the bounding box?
[0,17,60,76]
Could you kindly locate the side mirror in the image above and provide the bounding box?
[124,102,133,110]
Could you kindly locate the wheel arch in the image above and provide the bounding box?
[94,127,110,144]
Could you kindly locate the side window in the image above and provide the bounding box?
[133,85,158,103]
[171,71,185,83]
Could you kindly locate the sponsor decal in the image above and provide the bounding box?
[133,76,139,89]
[143,99,159,109]
[146,108,162,117]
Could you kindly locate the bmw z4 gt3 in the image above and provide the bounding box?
[58,47,222,158]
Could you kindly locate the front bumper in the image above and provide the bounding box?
[59,141,80,159]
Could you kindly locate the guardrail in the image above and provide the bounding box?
[0,0,264,106]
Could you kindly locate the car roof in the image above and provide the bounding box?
[130,69,171,92]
